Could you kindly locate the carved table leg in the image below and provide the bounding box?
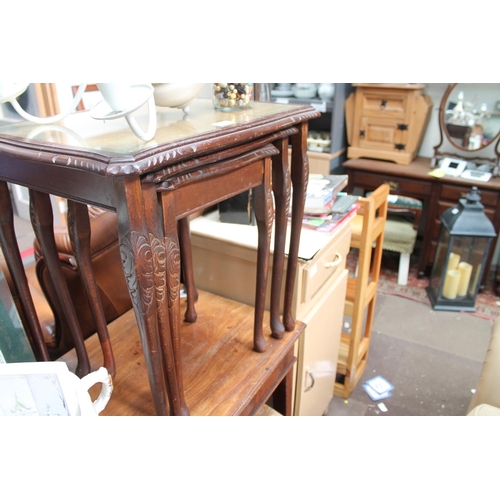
[115,178,170,416]
[29,190,90,377]
[251,156,274,353]
[284,123,309,331]
[0,182,50,361]
[160,190,190,415]
[270,137,291,339]
[178,217,198,323]
[66,201,116,378]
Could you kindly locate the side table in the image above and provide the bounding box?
[188,210,351,415]
[0,99,320,415]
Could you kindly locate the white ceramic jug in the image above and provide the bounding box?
[0,362,113,416]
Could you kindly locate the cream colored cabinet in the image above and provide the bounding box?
[296,268,347,415]
[189,211,351,415]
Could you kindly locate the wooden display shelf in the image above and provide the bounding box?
[59,290,304,416]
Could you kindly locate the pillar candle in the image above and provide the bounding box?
[447,252,460,271]
[442,269,461,299]
[457,262,473,296]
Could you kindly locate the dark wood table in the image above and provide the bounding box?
[0,99,319,415]
[343,156,500,284]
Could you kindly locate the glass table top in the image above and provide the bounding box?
[0,99,308,158]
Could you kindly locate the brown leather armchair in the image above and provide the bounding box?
[33,206,132,359]
[1,206,133,361]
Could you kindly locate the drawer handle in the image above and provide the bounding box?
[325,252,342,268]
[384,180,399,190]
[305,368,315,392]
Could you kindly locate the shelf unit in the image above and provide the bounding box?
[270,83,353,174]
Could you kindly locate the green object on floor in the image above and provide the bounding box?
[0,271,36,363]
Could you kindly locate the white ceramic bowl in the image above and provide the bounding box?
[292,83,318,99]
[152,83,205,110]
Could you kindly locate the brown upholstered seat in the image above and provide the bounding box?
[33,206,132,359]
[1,206,132,361]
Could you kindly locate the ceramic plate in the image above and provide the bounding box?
[271,89,294,97]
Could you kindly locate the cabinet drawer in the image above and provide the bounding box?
[301,223,351,304]
[361,91,408,119]
[439,184,499,208]
[353,172,431,197]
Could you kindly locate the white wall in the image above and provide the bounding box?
[417,83,450,158]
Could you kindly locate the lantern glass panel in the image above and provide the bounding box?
[430,230,450,292]
[430,233,491,303]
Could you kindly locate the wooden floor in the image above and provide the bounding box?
[59,290,304,416]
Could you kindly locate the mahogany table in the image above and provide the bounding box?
[0,99,319,415]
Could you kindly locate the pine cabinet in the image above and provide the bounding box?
[345,83,433,165]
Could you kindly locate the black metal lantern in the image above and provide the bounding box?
[426,187,496,311]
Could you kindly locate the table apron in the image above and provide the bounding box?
[0,154,116,210]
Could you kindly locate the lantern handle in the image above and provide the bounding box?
[466,186,481,204]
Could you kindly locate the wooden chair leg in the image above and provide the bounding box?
[398,252,410,286]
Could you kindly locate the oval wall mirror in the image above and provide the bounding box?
[441,83,500,152]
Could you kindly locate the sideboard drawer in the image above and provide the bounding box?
[353,172,431,197]
[439,184,499,208]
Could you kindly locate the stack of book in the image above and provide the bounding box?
[304,174,348,215]
[301,174,360,233]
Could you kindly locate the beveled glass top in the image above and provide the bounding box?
[0,99,307,157]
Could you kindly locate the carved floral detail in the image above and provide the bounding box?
[265,182,274,238]
[149,234,167,304]
[120,231,155,313]
[164,236,181,308]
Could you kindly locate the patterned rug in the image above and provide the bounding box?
[346,250,500,322]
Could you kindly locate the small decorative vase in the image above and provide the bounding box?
[212,83,253,111]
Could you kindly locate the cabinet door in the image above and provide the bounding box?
[358,117,407,152]
[294,268,348,416]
